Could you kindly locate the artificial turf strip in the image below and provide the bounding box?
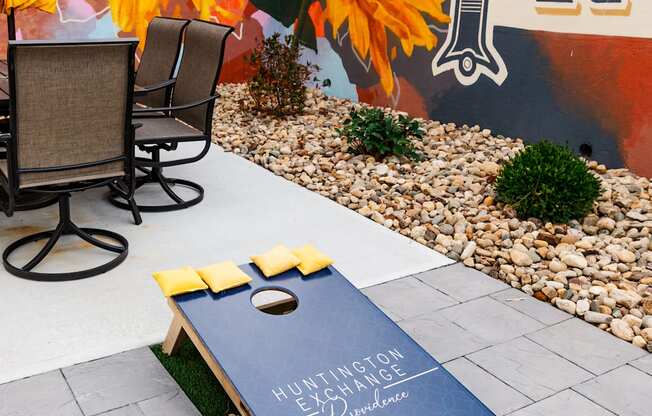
[151,340,237,416]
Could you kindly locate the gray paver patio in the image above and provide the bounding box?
[526,318,647,375]
[399,312,492,362]
[136,390,201,416]
[509,389,615,416]
[361,275,457,320]
[416,262,509,302]
[0,370,83,416]
[491,288,572,326]
[467,337,593,401]
[0,348,199,416]
[443,357,533,415]
[3,262,651,416]
[98,405,143,416]
[573,365,652,416]
[629,354,652,376]
[377,263,651,415]
[437,296,545,345]
[61,348,181,416]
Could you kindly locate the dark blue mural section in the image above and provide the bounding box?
[428,27,623,168]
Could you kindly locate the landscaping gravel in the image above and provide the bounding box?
[212,83,652,350]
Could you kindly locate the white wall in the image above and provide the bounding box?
[489,0,652,38]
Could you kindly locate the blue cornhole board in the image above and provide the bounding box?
[169,265,494,416]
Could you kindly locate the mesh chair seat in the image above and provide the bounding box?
[135,117,204,144]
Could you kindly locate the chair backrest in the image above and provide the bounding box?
[7,39,138,189]
[172,20,233,133]
[135,17,189,108]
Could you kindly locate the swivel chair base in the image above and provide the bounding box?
[3,193,128,281]
[109,167,204,213]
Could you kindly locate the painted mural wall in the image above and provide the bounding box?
[4,0,651,176]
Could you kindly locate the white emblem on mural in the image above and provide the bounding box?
[432,0,508,86]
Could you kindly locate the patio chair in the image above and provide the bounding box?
[0,38,141,281]
[135,17,189,109]
[109,20,233,213]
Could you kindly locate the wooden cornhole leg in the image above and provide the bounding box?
[162,313,187,355]
[163,299,254,416]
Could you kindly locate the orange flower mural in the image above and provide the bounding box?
[109,0,161,46]
[110,0,247,47]
[191,0,248,26]
[1,0,56,14]
[325,0,450,96]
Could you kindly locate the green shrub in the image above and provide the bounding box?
[246,33,319,116]
[339,108,424,160]
[494,141,602,223]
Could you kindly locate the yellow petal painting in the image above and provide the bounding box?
[1,0,56,14]
[326,0,450,96]
[192,0,247,26]
[110,0,162,47]
[110,0,246,47]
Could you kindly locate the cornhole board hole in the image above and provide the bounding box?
[164,265,494,416]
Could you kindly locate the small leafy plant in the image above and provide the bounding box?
[246,33,319,116]
[339,108,424,160]
[494,141,602,223]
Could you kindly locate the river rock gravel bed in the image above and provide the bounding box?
[212,83,652,350]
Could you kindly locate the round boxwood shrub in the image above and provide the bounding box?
[494,141,602,223]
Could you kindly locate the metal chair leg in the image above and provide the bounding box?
[3,193,129,281]
[128,197,143,226]
[108,181,142,226]
[108,147,204,213]
[22,222,65,271]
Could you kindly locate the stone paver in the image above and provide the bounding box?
[526,319,647,375]
[0,370,83,416]
[437,296,545,345]
[399,313,491,362]
[629,354,652,376]
[467,337,593,401]
[573,365,652,416]
[509,389,614,416]
[62,348,179,416]
[444,357,532,415]
[97,405,144,416]
[491,288,572,326]
[137,390,201,416]
[362,276,457,320]
[416,263,509,302]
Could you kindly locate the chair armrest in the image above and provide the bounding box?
[136,79,177,95]
[133,95,218,115]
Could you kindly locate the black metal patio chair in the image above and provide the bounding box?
[109,19,233,213]
[135,16,189,109]
[0,38,141,281]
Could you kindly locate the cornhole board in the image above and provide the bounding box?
[164,264,494,416]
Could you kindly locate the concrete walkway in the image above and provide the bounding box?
[2,263,650,416]
[0,144,450,385]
